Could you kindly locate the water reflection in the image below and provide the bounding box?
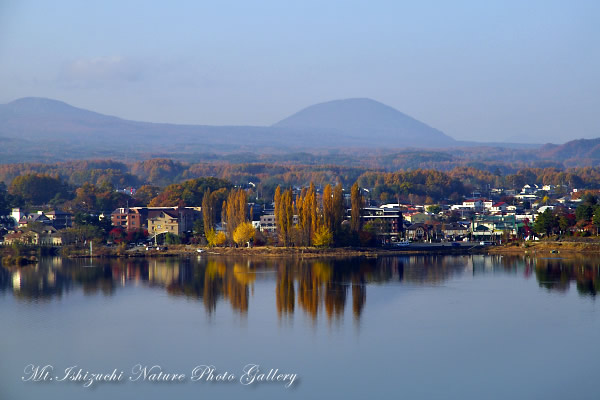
[1,255,599,316]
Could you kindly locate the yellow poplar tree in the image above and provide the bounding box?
[225,188,247,239]
[277,188,294,246]
[313,225,333,248]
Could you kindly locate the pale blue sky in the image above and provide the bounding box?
[1,0,598,143]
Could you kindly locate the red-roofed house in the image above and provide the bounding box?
[491,202,508,213]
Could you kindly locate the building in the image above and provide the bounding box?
[21,213,51,227]
[257,213,299,234]
[441,222,468,240]
[110,206,199,233]
[404,212,430,224]
[471,215,521,241]
[11,208,25,227]
[148,210,182,236]
[406,223,441,242]
[146,207,197,237]
[3,225,62,246]
[462,199,484,211]
[45,210,73,229]
[259,214,277,233]
[361,207,404,242]
[490,202,508,213]
[111,208,143,232]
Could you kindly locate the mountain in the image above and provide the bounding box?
[273,98,455,146]
[0,97,460,162]
[0,97,281,155]
[536,138,600,166]
[1,97,599,168]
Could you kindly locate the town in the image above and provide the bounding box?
[1,167,598,257]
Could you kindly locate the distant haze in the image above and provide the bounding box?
[0,97,456,153]
[2,97,600,167]
[0,1,598,143]
[274,98,455,144]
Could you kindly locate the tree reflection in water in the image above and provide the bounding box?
[2,255,600,320]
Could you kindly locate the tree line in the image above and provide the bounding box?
[533,192,600,237]
[5,159,600,204]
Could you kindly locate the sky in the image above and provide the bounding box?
[0,0,598,143]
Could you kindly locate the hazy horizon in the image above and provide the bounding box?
[1,0,598,144]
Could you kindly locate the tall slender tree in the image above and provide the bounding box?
[322,184,333,232]
[274,185,281,223]
[202,189,215,237]
[350,182,362,232]
[225,188,247,238]
[332,183,345,235]
[276,188,294,246]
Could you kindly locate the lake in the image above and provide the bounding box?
[1,254,599,399]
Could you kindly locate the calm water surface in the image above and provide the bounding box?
[1,255,599,400]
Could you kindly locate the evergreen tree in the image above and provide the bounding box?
[534,209,558,236]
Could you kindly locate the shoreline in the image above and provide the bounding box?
[66,245,475,259]
[485,241,600,256]
[4,240,600,261]
[62,242,600,259]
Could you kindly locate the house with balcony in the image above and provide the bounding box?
[148,210,183,236]
[471,215,522,242]
[111,208,143,232]
[441,222,469,241]
[406,222,441,242]
[3,225,62,246]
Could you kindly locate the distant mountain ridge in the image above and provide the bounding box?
[0,96,596,167]
[0,97,461,160]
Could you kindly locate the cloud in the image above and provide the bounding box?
[59,56,143,85]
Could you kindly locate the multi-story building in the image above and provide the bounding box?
[45,210,73,229]
[360,207,404,242]
[111,208,143,231]
[111,206,199,233]
[259,214,277,233]
[257,214,299,234]
[148,210,184,236]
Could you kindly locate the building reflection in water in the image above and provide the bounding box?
[2,254,600,320]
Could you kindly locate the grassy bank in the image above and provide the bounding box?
[487,240,600,255]
[6,241,600,261]
[64,244,477,259]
